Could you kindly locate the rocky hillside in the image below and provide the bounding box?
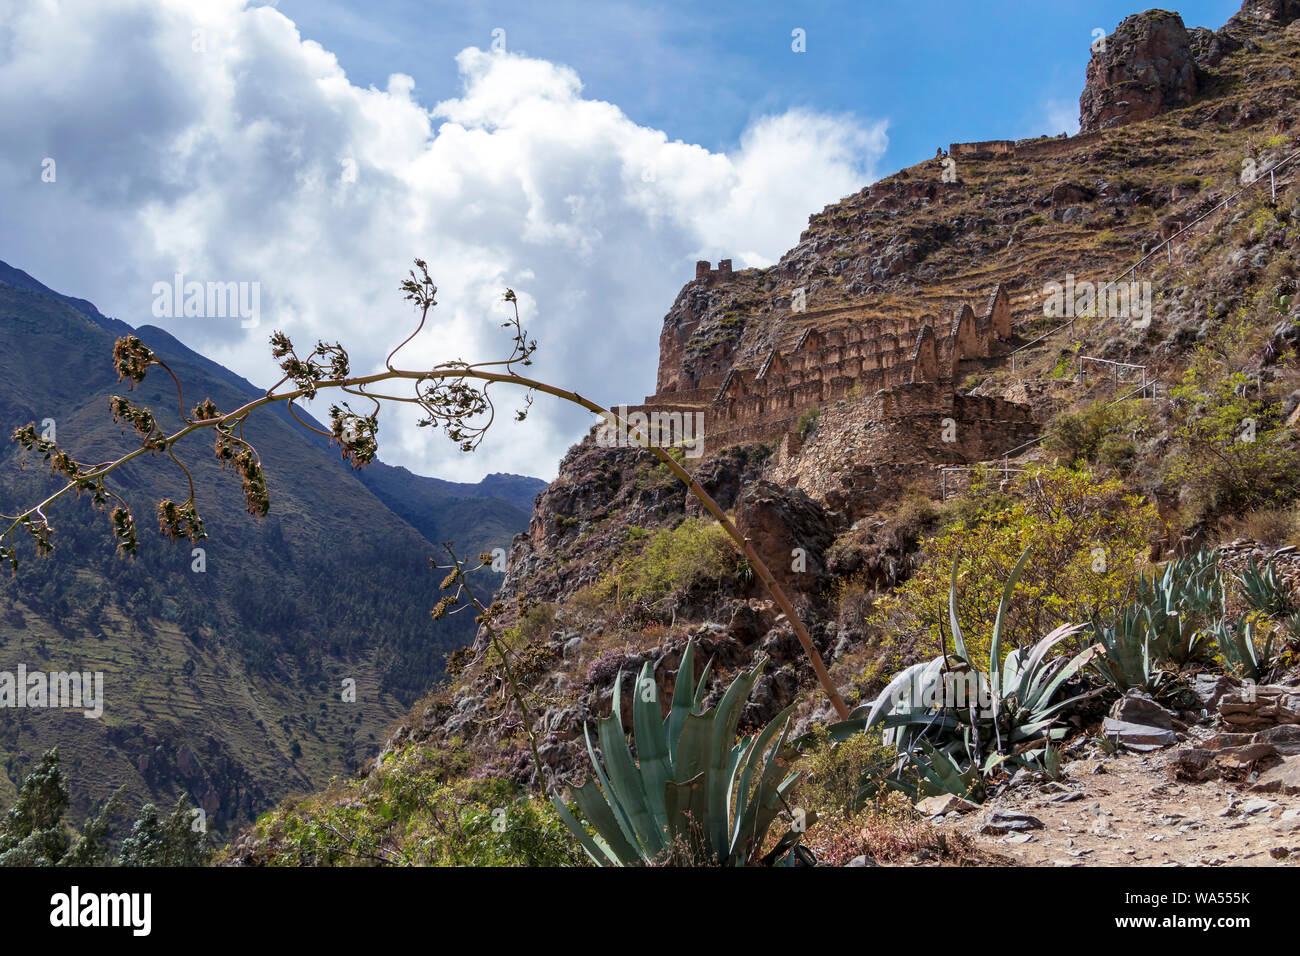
[0,264,542,838]
[231,1,1300,866]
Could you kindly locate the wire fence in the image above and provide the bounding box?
[1008,143,1300,371]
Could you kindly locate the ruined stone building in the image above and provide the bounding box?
[628,264,1033,459]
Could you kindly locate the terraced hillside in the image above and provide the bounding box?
[0,267,543,838]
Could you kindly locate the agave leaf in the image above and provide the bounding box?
[707,660,764,859]
[1028,642,1099,711]
[990,546,1034,711]
[864,656,944,733]
[569,778,643,865]
[692,656,715,712]
[673,710,715,805]
[665,641,697,763]
[1008,718,1059,743]
[877,711,962,730]
[583,723,638,849]
[760,811,818,867]
[1019,623,1082,699]
[745,768,802,866]
[1001,647,1026,698]
[912,739,974,797]
[982,751,1011,774]
[732,703,797,850]
[733,717,796,862]
[631,660,671,832]
[599,672,665,855]
[949,557,969,663]
[664,771,708,863]
[551,793,621,867]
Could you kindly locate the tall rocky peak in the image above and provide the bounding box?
[1081,0,1300,132]
[1079,10,1198,133]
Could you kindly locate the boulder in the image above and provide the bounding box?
[1080,11,1197,133]
[916,793,980,817]
[1109,690,1179,730]
[1192,673,1240,711]
[981,810,1044,834]
[1254,756,1300,795]
[1102,718,1177,751]
[734,480,840,597]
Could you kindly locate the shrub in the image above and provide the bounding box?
[600,517,744,607]
[1045,399,1145,470]
[796,405,820,440]
[870,465,1160,664]
[1163,308,1300,521]
[797,724,898,817]
[244,747,583,867]
[1215,505,1300,548]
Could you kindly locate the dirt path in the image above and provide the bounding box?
[936,744,1300,866]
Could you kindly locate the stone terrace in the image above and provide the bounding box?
[626,270,1027,459]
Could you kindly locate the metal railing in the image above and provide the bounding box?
[939,462,1027,500]
[1007,143,1300,371]
[1076,355,1149,390]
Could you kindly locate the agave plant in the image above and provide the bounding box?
[1088,606,1169,694]
[1238,557,1294,617]
[1211,613,1275,682]
[1134,549,1222,665]
[552,641,811,866]
[809,548,1099,800]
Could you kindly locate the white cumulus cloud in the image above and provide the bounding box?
[0,0,888,481]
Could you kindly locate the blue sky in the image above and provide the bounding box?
[275,0,1243,168]
[0,1,1248,480]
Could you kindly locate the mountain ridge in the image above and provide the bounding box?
[0,263,540,839]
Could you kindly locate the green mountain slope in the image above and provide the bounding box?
[0,265,542,837]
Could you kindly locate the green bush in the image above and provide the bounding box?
[1045,400,1144,470]
[245,746,584,867]
[601,517,744,606]
[796,406,820,440]
[1164,309,1300,521]
[797,724,898,817]
[869,465,1160,665]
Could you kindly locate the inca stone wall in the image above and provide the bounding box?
[629,280,1016,455]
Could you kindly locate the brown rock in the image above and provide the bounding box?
[1212,743,1280,775]
[1080,11,1198,133]
[734,480,840,598]
[1170,748,1217,781]
[1051,182,1095,205]
[916,793,980,816]
[1253,756,1300,794]
[1109,690,1178,730]
[1255,724,1300,755]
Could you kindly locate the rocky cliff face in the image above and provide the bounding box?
[1081,1,1300,133]
[1080,10,1199,133]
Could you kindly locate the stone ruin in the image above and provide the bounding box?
[627,278,1035,464]
[694,259,733,282]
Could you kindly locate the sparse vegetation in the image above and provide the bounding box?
[869,465,1160,665]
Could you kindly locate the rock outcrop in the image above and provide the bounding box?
[1080,10,1198,133]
